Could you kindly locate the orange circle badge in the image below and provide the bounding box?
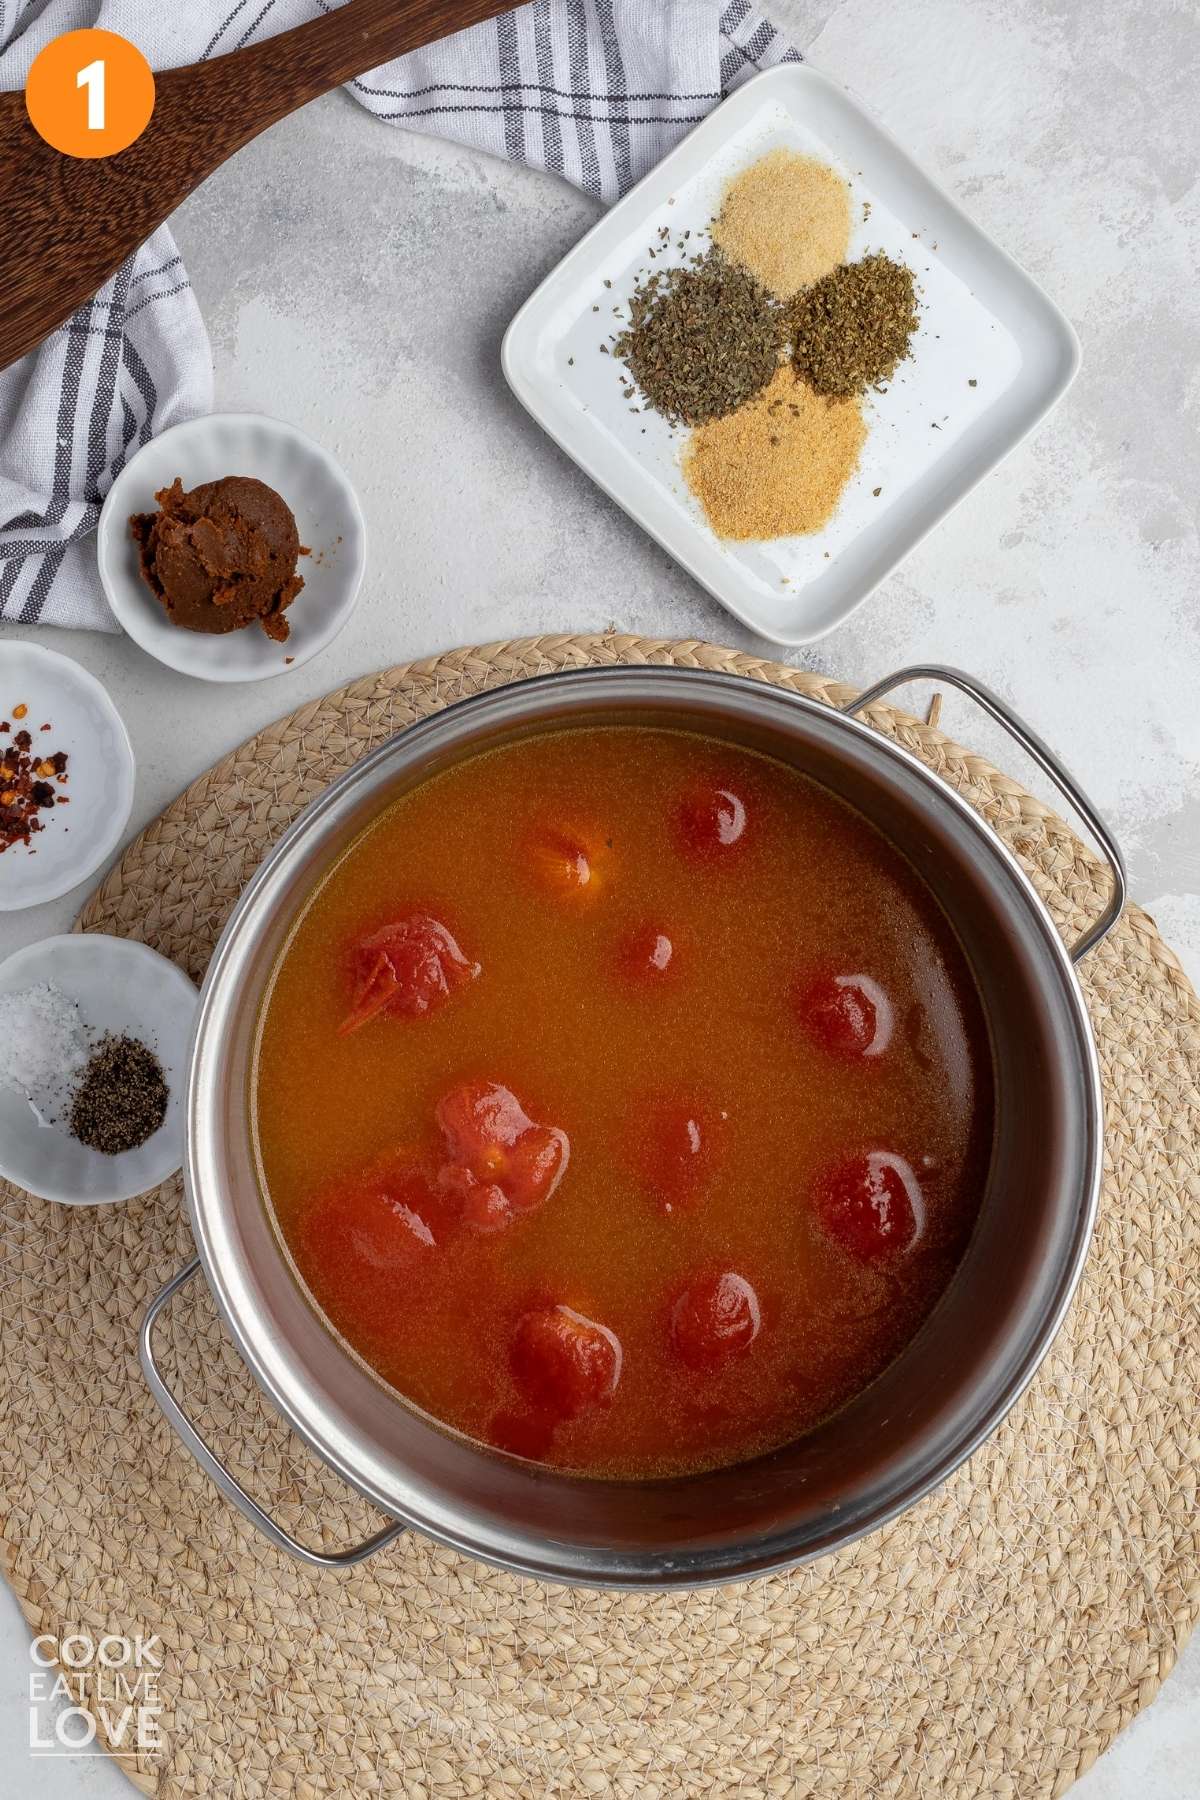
[25,28,155,159]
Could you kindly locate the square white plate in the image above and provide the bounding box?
[502,65,1080,647]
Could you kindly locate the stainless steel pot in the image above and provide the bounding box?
[141,665,1125,1588]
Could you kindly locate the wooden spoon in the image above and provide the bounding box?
[0,0,513,372]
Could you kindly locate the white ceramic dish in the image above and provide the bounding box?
[502,64,1081,647]
[0,641,135,912]
[0,934,198,1205]
[96,413,367,682]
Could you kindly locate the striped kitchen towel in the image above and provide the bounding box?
[0,0,798,630]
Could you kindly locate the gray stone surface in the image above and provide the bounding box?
[0,1,1196,1793]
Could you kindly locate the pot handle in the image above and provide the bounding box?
[842,665,1127,963]
[140,1258,406,1569]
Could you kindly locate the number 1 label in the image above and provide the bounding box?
[26,28,155,159]
[77,57,105,131]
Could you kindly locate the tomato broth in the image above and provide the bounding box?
[254,726,994,1479]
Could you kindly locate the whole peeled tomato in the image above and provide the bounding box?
[617,922,675,982]
[674,780,747,861]
[523,819,610,901]
[670,1271,762,1370]
[339,912,480,1035]
[510,1305,623,1418]
[635,1096,721,1215]
[435,1078,569,1232]
[815,1151,925,1262]
[795,972,894,1059]
[301,1155,452,1292]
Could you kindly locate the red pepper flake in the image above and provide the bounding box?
[0,716,69,853]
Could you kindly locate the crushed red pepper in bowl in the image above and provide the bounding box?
[0,709,69,853]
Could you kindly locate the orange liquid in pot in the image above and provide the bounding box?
[253,727,994,1479]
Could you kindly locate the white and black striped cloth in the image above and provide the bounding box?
[0,0,798,630]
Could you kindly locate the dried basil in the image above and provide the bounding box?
[612,248,783,427]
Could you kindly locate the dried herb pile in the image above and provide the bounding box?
[611,248,782,426]
[790,252,919,398]
[600,149,925,541]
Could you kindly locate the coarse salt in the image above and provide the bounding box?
[0,982,91,1122]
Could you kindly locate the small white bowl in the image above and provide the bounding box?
[96,413,366,682]
[0,934,198,1205]
[0,641,135,912]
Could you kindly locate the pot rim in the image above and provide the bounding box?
[180,664,1105,1587]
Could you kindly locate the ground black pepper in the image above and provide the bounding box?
[69,1034,169,1155]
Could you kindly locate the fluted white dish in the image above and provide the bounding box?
[0,640,135,911]
[0,933,198,1205]
[96,412,366,682]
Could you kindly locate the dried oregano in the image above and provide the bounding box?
[612,248,783,426]
[790,253,919,398]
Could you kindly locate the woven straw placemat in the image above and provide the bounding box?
[1,634,1197,1800]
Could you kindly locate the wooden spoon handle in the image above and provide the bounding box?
[0,0,513,370]
[190,0,516,135]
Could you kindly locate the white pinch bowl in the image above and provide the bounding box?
[96,413,366,682]
[0,934,198,1205]
[0,640,135,912]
